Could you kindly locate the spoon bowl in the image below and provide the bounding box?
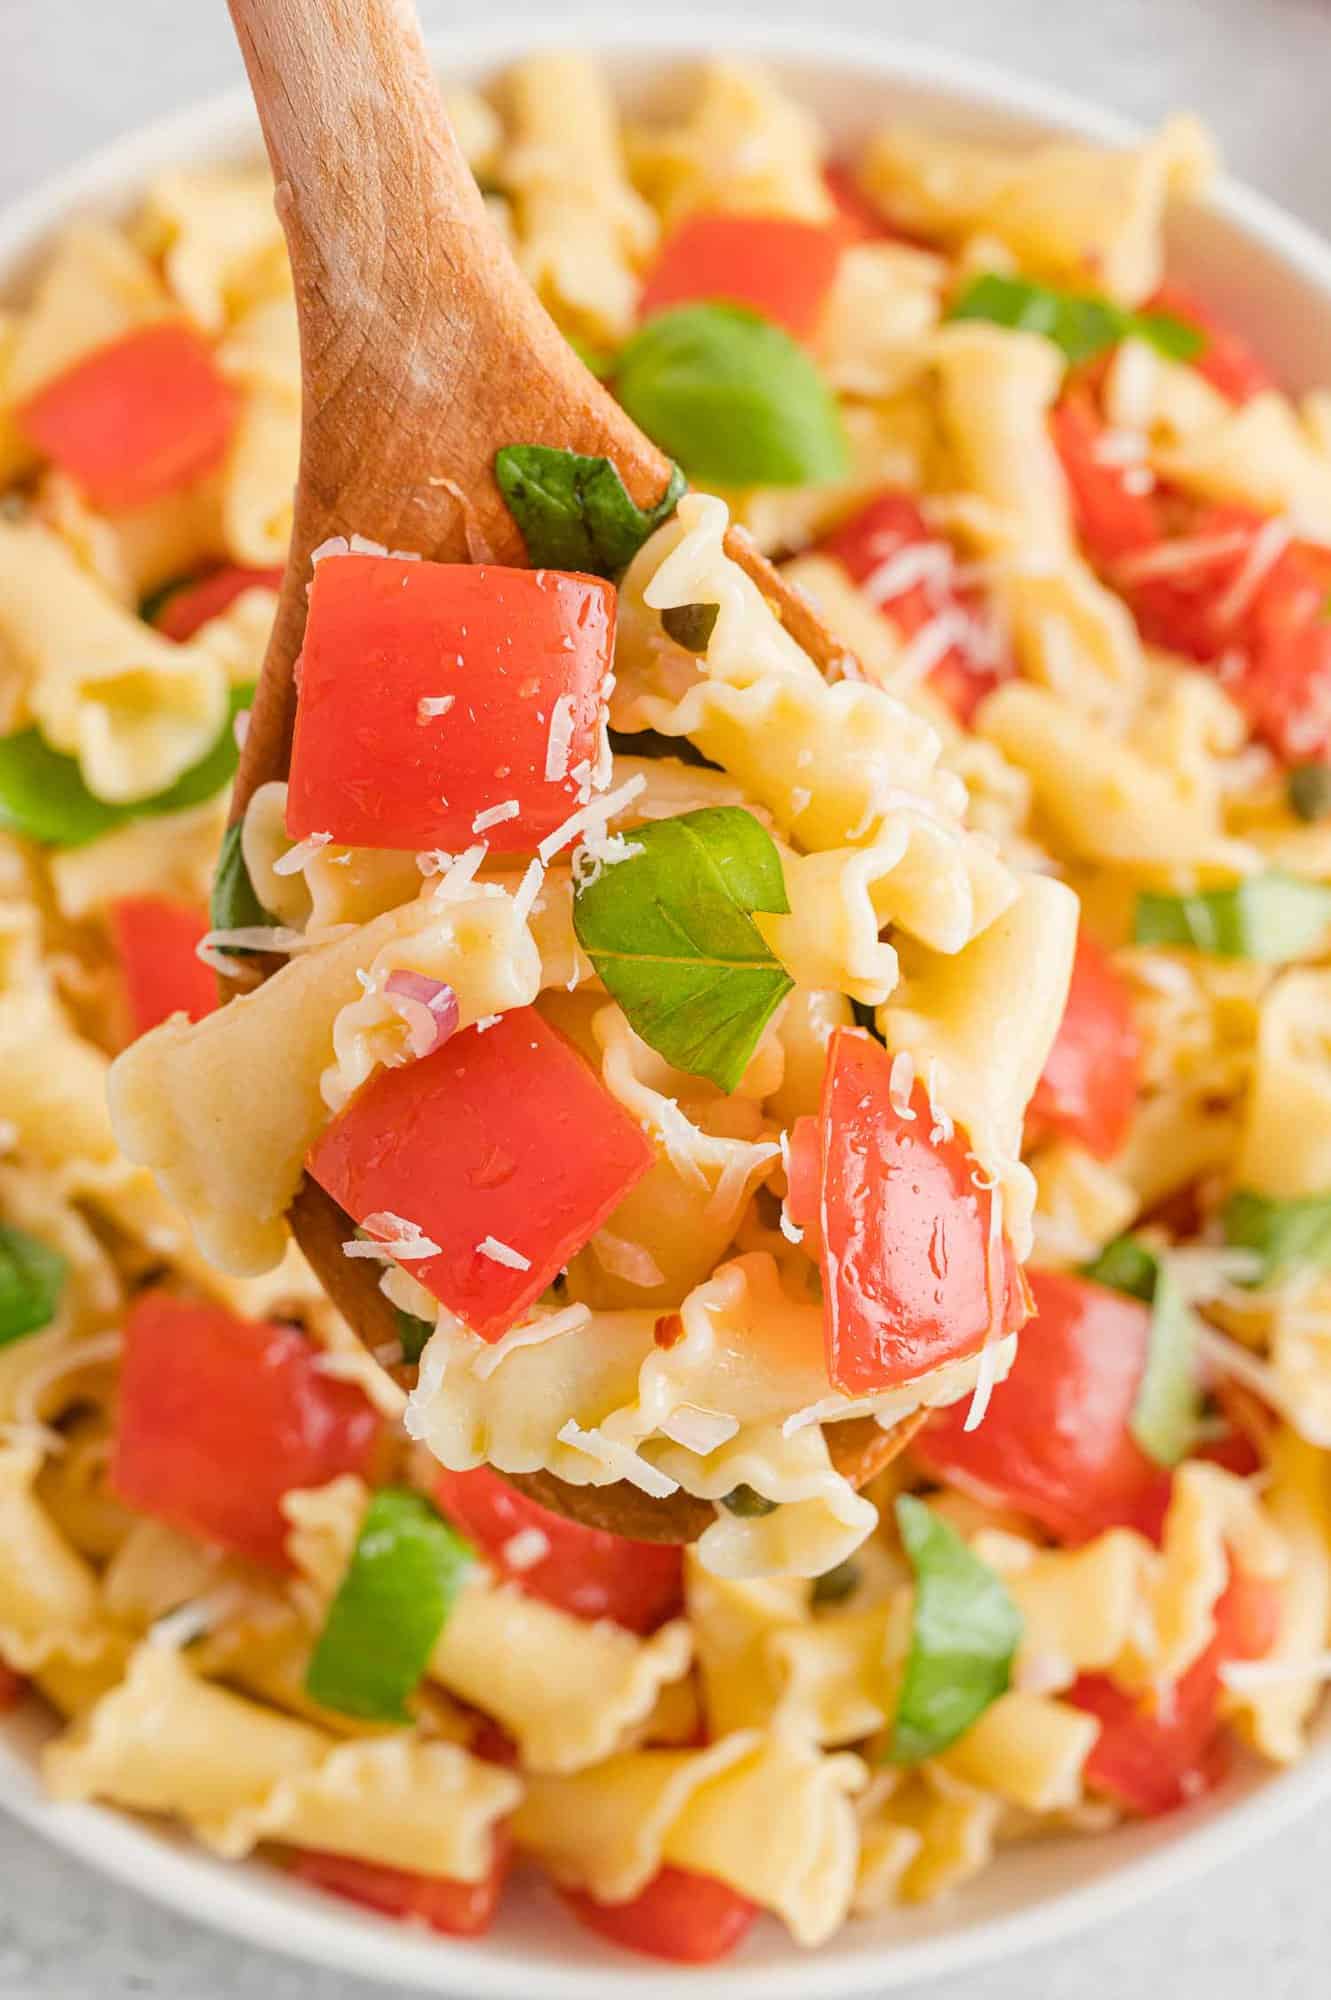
[228,0,922,1538]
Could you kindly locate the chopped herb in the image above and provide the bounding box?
[1083,1235,1202,1465]
[661,602,719,652]
[888,1494,1021,1763]
[948,271,1204,367]
[614,303,850,488]
[494,444,685,577]
[811,1559,862,1607]
[572,805,793,1091]
[0,1226,68,1346]
[720,1483,778,1517]
[1133,873,1331,961]
[208,819,278,955]
[304,1487,473,1724]
[1224,1187,1331,1284]
[0,683,254,849]
[1287,763,1331,824]
[394,1306,434,1366]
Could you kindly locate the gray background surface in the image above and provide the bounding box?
[3,0,1331,1991]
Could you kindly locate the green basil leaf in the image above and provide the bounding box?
[1133,873,1331,961]
[888,1494,1021,1764]
[0,1225,68,1347]
[1224,1187,1331,1284]
[614,303,850,489]
[209,818,278,953]
[494,445,685,577]
[572,805,794,1091]
[1287,763,1331,824]
[394,1306,434,1366]
[1083,1235,1201,1464]
[0,684,254,850]
[948,272,1204,367]
[1083,1233,1160,1303]
[304,1488,473,1724]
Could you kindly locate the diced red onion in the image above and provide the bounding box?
[384,972,460,1059]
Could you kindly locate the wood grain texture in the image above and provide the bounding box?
[226,0,887,1544]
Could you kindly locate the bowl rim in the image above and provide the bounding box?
[4,11,1331,1994]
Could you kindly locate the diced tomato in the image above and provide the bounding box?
[111,1293,381,1569]
[432,1465,683,1633]
[817,492,1008,723]
[17,323,239,512]
[110,896,217,1039]
[1150,282,1277,405]
[154,565,284,641]
[286,556,616,853]
[1124,502,1261,662]
[291,1832,511,1937]
[824,163,890,245]
[1070,1564,1280,1815]
[307,1008,654,1343]
[560,1866,757,1965]
[637,213,844,343]
[1239,535,1331,763]
[1026,929,1141,1159]
[1050,390,1161,569]
[913,1268,1163,1543]
[786,1028,1028,1395]
[0,1664,25,1710]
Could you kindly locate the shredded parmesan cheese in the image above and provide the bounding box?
[476,1235,531,1271]
[343,1212,443,1262]
[472,799,520,834]
[537,772,647,865]
[273,831,333,876]
[544,694,579,781]
[658,1405,741,1456]
[556,1419,680,1498]
[591,1231,667,1289]
[417,695,456,723]
[502,1527,552,1571]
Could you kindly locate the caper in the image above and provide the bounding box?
[720,1483,778,1517]
[661,601,720,652]
[1287,762,1331,823]
[811,1559,862,1607]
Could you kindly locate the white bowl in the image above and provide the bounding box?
[4,14,1331,1994]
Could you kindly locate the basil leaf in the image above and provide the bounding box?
[572,805,794,1092]
[1287,763,1331,824]
[494,445,685,577]
[888,1494,1021,1764]
[1083,1235,1201,1464]
[1224,1187,1331,1284]
[614,304,849,489]
[209,819,278,953]
[304,1488,473,1724]
[0,1226,68,1347]
[948,272,1204,367]
[1133,873,1331,961]
[394,1306,434,1366]
[0,684,254,849]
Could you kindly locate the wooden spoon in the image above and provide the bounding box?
[226,0,923,1540]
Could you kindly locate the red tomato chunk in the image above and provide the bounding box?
[291,1834,511,1937]
[0,1664,25,1710]
[561,1866,758,1964]
[1026,929,1141,1160]
[786,1027,1027,1396]
[823,164,890,245]
[1050,391,1160,568]
[18,323,238,512]
[155,564,284,641]
[1150,282,1277,406]
[110,895,217,1039]
[433,1464,683,1633]
[285,556,615,853]
[307,1007,654,1342]
[111,1293,380,1569]
[818,492,1008,723]
[638,213,844,343]
[1070,1565,1281,1815]
[914,1268,1163,1544]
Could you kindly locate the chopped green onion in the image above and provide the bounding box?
[811,1559,862,1607]
[1133,873,1331,961]
[304,1488,473,1724]
[1224,1187,1331,1284]
[661,602,720,653]
[947,272,1203,367]
[0,1226,68,1346]
[614,303,849,488]
[394,1306,434,1366]
[1287,763,1331,824]
[0,684,254,850]
[721,1483,778,1517]
[888,1494,1021,1764]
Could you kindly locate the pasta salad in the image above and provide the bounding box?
[1,51,1330,1966]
